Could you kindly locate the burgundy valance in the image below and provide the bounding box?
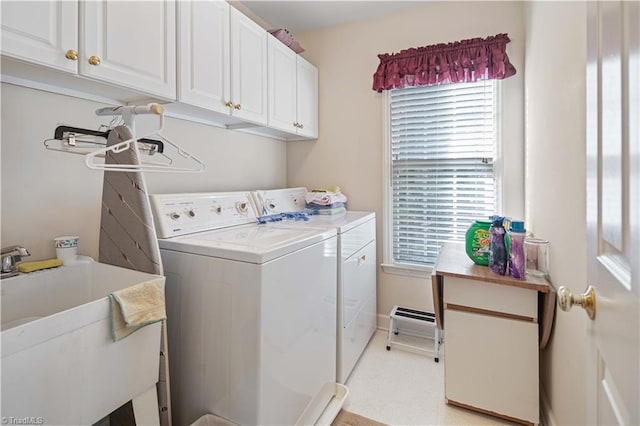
[372,33,516,92]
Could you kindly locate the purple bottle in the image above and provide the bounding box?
[489,216,507,275]
[508,220,526,279]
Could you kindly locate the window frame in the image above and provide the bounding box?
[381,80,505,278]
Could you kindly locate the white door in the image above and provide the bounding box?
[229,6,267,125]
[81,0,176,100]
[1,0,78,73]
[296,56,319,138]
[178,0,230,114]
[585,1,639,424]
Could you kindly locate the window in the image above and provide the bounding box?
[383,80,500,273]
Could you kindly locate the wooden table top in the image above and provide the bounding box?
[434,242,550,293]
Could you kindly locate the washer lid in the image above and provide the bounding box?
[261,211,375,233]
[298,211,375,233]
[158,224,336,264]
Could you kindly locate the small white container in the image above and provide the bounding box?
[54,236,79,265]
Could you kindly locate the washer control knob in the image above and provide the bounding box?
[267,200,277,211]
[169,212,180,220]
[214,206,222,214]
[236,202,248,213]
[187,210,196,218]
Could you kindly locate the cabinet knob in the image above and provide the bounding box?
[65,49,78,60]
[298,123,304,130]
[234,104,241,110]
[558,285,596,320]
[225,101,233,107]
[88,55,101,66]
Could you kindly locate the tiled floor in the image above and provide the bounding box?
[342,330,516,425]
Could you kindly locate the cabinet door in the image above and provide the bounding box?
[444,309,539,423]
[296,56,319,138]
[178,0,229,114]
[81,0,176,100]
[229,7,267,125]
[1,1,78,73]
[267,35,297,133]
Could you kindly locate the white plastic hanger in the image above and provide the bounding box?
[85,103,205,173]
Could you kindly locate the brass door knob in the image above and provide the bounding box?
[558,285,596,320]
[65,49,78,60]
[234,104,241,110]
[88,55,101,66]
[225,100,233,107]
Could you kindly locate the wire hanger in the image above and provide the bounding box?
[85,103,205,173]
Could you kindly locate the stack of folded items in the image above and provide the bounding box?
[305,187,347,215]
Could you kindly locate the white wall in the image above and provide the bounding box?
[0,83,286,262]
[290,1,525,322]
[524,3,588,425]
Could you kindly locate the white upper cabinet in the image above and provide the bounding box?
[267,35,297,133]
[1,0,315,139]
[267,35,318,139]
[228,6,267,125]
[178,0,230,114]
[176,1,267,126]
[1,0,176,101]
[0,1,78,73]
[82,0,176,100]
[296,56,319,139]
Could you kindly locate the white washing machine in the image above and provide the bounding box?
[252,188,377,384]
[149,192,344,426]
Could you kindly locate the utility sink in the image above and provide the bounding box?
[1,260,165,425]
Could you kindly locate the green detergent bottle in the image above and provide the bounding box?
[465,220,492,265]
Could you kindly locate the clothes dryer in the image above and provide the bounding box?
[150,192,344,426]
[252,188,377,383]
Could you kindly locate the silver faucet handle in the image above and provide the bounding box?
[0,245,30,274]
[1,245,31,257]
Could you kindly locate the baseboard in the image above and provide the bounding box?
[539,386,557,426]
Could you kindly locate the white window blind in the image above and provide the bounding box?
[390,80,497,267]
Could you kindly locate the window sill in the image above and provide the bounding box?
[381,262,433,279]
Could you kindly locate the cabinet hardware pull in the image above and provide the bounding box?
[225,101,233,107]
[234,104,241,110]
[88,55,101,66]
[299,123,304,129]
[65,50,78,60]
[358,255,367,265]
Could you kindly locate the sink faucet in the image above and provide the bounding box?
[1,245,31,278]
